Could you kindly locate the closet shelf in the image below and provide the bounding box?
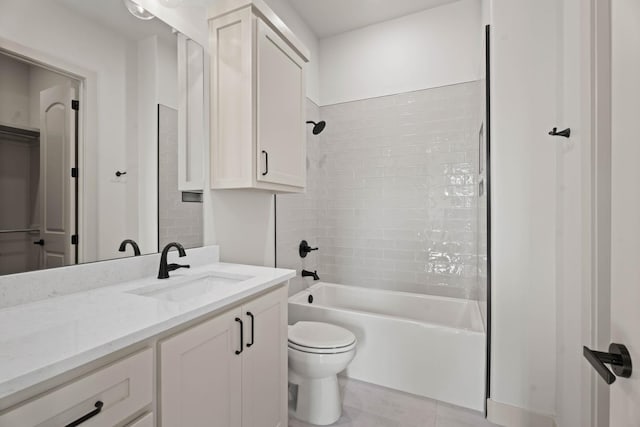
[0,228,40,234]
[0,122,40,141]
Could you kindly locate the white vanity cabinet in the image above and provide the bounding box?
[159,285,288,427]
[209,1,309,193]
[0,349,153,427]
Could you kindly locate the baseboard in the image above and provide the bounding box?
[487,399,557,427]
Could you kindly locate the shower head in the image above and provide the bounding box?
[306,120,326,135]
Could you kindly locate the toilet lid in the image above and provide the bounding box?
[288,321,356,349]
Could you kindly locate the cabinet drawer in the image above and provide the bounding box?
[0,348,153,427]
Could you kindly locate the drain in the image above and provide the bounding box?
[308,294,313,304]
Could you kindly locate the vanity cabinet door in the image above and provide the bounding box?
[160,307,242,427]
[126,412,153,427]
[255,19,306,189]
[241,286,288,427]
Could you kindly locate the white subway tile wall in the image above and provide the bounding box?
[278,82,483,300]
[158,105,204,250]
[276,100,323,296]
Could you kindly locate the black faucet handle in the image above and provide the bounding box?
[299,240,319,258]
[168,263,190,272]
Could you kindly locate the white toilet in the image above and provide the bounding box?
[287,321,357,425]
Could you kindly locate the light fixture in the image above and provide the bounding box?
[158,0,184,7]
[122,0,154,20]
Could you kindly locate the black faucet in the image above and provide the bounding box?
[301,270,320,281]
[158,242,190,279]
[119,239,141,256]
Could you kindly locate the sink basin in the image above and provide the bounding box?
[129,272,253,302]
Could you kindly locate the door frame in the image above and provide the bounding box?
[0,36,95,264]
[585,0,612,425]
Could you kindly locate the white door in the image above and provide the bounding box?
[39,84,76,268]
[256,19,305,188]
[160,307,242,427]
[609,0,640,424]
[241,287,288,427]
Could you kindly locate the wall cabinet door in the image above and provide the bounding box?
[209,5,307,192]
[178,33,205,191]
[160,308,243,427]
[255,19,306,189]
[241,286,288,427]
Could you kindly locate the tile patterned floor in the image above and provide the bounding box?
[289,377,500,427]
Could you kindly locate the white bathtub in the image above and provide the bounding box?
[288,282,486,411]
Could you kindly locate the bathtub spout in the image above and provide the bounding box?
[301,270,320,281]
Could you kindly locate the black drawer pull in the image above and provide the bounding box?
[262,150,268,176]
[246,312,255,347]
[33,239,44,246]
[65,401,103,427]
[235,317,243,355]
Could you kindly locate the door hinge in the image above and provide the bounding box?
[71,100,79,111]
[71,235,78,245]
[71,167,78,178]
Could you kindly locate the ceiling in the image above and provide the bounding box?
[284,0,461,38]
[55,0,175,42]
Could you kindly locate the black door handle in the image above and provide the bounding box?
[65,401,104,427]
[33,239,44,246]
[235,317,243,355]
[262,150,268,176]
[583,343,632,384]
[246,312,255,348]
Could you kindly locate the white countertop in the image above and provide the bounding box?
[0,262,295,403]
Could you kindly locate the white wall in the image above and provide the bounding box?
[0,54,29,127]
[259,0,320,104]
[0,0,133,262]
[137,0,209,47]
[157,37,179,110]
[319,0,482,106]
[554,0,592,425]
[488,0,559,421]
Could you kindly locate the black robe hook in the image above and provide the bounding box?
[549,127,571,138]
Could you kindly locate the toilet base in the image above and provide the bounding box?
[289,370,342,425]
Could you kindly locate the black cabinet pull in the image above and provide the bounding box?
[33,239,44,246]
[65,401,103,427]
[583,343,632,385]
[246,312,255,347]
[235,317,243,355]
[262,150,269,176]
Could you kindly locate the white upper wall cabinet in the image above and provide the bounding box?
[209,0,309,193]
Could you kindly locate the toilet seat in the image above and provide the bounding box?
[288,340,357,354]
[288,321,356,354]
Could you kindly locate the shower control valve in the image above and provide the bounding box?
[299,240,319,258]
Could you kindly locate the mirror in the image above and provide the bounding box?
[0,0,204,275]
